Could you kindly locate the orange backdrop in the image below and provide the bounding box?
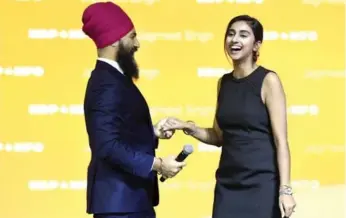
[0,0,344,218]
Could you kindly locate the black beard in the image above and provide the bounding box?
[116,43,139,80]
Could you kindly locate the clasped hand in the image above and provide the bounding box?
[154,117,190,139]
[153,117,191,180]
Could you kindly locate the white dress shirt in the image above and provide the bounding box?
[97,57,124,75]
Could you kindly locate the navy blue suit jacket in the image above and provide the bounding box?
[84,60,159,214]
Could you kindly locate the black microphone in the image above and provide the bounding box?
[160,144,194,182]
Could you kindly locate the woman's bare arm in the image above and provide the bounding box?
[262,72,291,187]
[181,78,223,146]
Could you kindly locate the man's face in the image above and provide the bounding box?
[116,29,140,79]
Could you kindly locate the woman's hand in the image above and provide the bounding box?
[279,191,296,217]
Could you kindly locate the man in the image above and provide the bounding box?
[82,2,186,218]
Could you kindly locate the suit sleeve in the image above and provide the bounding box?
[87,81,155,179]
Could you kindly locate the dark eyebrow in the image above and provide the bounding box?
[228,29,251,34]
[239,30,251,34]
[131,32,137,37]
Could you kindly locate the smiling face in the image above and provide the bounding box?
[224,15,263,63]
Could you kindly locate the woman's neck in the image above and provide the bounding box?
[232,61,258,79]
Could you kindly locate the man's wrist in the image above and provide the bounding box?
[152,157,163,173]
[153,125,159,138]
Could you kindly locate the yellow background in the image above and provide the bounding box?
[0,0,344,218]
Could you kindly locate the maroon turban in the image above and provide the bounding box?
[82,2,134,48]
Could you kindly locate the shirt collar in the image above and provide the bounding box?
[97,58,124,75]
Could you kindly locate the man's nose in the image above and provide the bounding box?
[134,38,140,49]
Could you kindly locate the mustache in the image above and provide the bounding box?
[131,47,138,54]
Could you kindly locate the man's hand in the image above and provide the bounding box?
[160,155,186,179]
[153,156,186,179]
[154,118,175,139]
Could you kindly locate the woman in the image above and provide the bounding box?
[162,15,296,218]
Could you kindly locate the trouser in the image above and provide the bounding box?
[93,209,156,218]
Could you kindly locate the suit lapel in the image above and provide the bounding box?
[94,60,156,139]
[131,83,156,137]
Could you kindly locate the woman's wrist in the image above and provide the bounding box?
[183,120,196,135]
[280,182,291,189]
[279,184,293,196]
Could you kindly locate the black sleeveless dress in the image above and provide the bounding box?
[213,66,281,218]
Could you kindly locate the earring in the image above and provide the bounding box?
[255,50,259,58]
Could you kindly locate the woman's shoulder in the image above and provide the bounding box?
[259,65,277,75]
